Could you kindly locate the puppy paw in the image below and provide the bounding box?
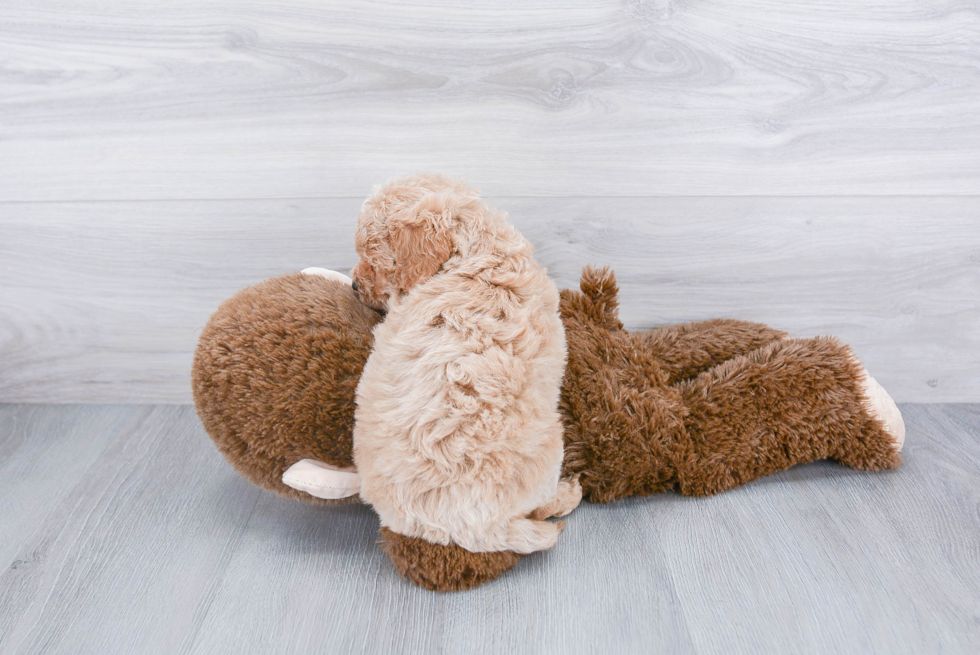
[555,475,583,517]
[858,368,906,452]
[529,475,583,520]
[502,518,564,554]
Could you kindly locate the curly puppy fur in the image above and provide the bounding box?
[351,174,579,554]
[192,273,382,504]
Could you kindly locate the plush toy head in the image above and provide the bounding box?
[192,270,381,505]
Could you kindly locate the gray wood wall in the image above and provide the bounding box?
[1,0,978,403]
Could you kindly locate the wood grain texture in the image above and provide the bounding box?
[186,496,446,655]
[440,502,695,655]
[1,196,977,403]
[0,403,977,654]
[0,405,262,655]
[0,405,148,569]
[652,405,980,654]
[0,0,978,201]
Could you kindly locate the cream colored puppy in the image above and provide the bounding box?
[351,174,581,554]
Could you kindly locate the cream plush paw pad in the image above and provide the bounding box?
[301,267,353,286]
[282,459,362,499]
[858,370,906,452]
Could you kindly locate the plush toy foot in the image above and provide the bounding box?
[281,459,361,499]
[857,368,906,452]
[301,267,353,286]
[529,475,583,520]
[379,528,523,591]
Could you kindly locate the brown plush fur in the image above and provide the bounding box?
[193,267,901,590]
[379,528,522,592]
[191,273,382,504]
[559,266,901,504]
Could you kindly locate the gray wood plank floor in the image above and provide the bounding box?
[1,403,977,654]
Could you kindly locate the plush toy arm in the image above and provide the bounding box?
[634,319,787,385]
[672,337,903,497]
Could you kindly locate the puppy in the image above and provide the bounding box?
[351,174,581,554]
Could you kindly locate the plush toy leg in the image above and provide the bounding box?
[673,337,903,497]
[281,459,361,499]
[635,319,788,384]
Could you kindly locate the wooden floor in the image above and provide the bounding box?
[0,403,977,654]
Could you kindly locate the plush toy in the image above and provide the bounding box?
[192,267,904,591]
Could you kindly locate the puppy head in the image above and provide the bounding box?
[351,174,479,309]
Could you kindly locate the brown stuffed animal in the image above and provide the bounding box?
[192,267,904,591]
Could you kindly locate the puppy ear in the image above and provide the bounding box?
[388,193,455,292]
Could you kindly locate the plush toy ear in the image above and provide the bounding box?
[282,459,361,500]
[388,193,454,292]
[300,268,353,286]
[579,265,624,331]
